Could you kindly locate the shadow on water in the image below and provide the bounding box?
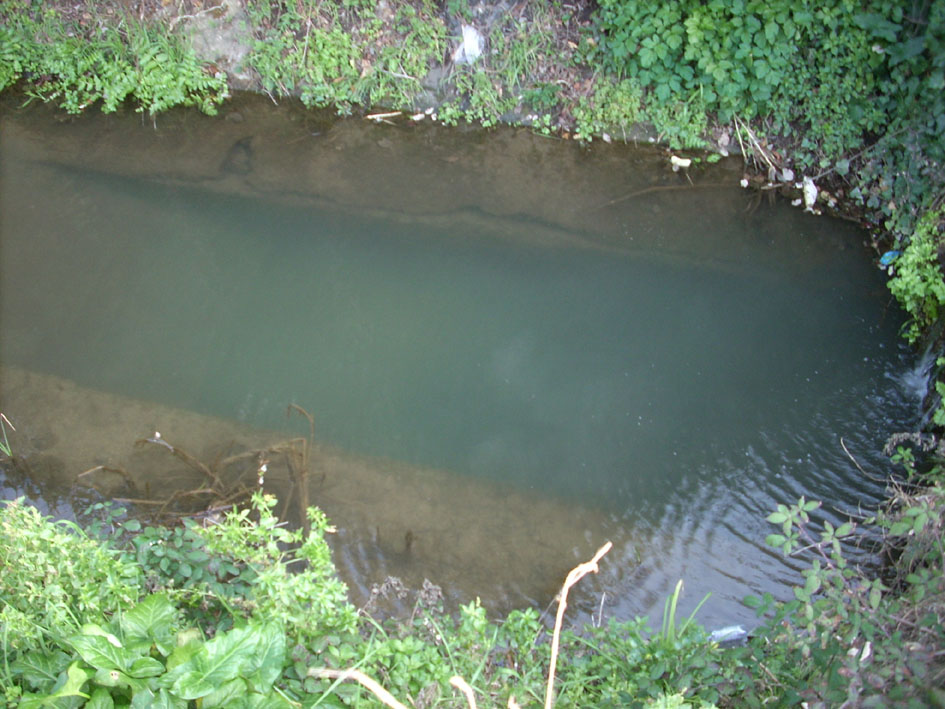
[0,92,921,627]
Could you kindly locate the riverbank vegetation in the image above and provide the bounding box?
[2,475,945,706]
[1,0,941,325]
[2,0,944,705]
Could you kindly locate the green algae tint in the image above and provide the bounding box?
[0,94,920,628]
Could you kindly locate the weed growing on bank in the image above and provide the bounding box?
[4,474,945,707]
[586,0,944,246]
[0,0,228,115]
[245,0,447,113]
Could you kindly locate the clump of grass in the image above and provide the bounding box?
[0,413,14,458]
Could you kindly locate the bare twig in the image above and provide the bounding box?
[450,676,478,709]
[307,668,408,709]
[77,465,135,485]
[135,433,221,489]
[545,541,613,709]
[287,404,316,534]
[366,111,403,121]
[168,4,225,31]
[733,115,778,174]
[595,182,727,210]
[840,437,885,482]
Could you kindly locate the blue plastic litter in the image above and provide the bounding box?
[879,250,901,266]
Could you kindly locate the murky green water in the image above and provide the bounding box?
[0,95,920,627]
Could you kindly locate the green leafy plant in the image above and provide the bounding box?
[888,207,945,344]
[0,3,228,116]
[13,592,290,707]
[0,499,141,652]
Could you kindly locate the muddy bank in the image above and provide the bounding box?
[0,365,623,613]
[1,93,867,280]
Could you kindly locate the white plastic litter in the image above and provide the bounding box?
[453,24,483,64]
[709,625,748,645]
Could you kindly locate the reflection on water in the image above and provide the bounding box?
[0,95,919,627]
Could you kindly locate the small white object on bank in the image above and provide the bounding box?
[802,176,819,213]
[670,155,692,172]
[709,625,748,646]
[453,24,483,64]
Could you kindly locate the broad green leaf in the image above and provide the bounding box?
[81,624,123,649]
[742,594,761,609]
[888,36,926,66]
[150,688,188,709]
[765,533,786,547]
[169,625,260,700]
[200,677,247,708]
[11,649,72,690]
[18,662,90,708]
[853,12,900,42]
[236,695,296,709]
[889,520,911,536]
[87,687,116,709]
[93,667,150,694]
[245,623,286,694]
[167,628,203,674]
[129,656,166,679]
[122,593,178,656]
[70,632,130,672]
[804,573,821,595]
[766,511,788,524]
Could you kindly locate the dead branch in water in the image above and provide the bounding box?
[287,404,316,535]
[76,408,320,527]
[595,182,728,210]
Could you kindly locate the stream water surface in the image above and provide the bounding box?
[0,94,922,628]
